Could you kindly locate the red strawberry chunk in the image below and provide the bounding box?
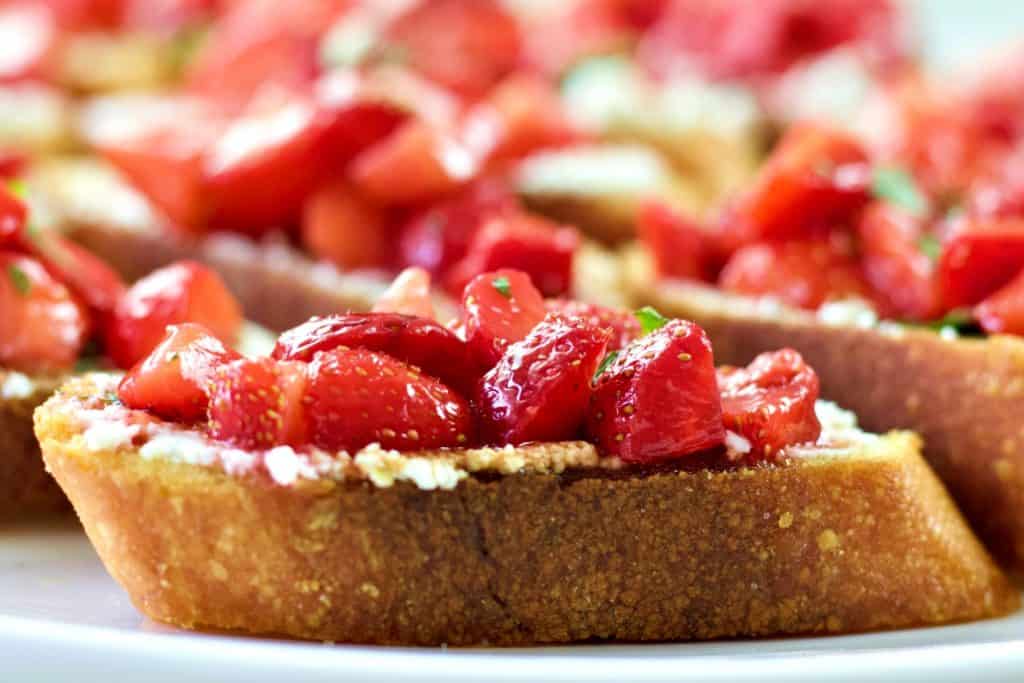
[975,269,1024,336]
[25,229,126,315]
[0,185,28,243]
[545,299,640,351]
[306,347,474,452]
[936,218,1024,308]
[372,267,435,320]
[208,357,309,449]
[272,312,476,393]
[444,212,580,297]
[587,319,724,463]
[718,240,872,311]
[857,201,941,321]
[462,268,546,368]
[719,123,871,250]
[106,260,243,370]
[637,200,719,281]
[0,252,89,374]
[476,313,610,445]
[301,179,390,271]
[718,349,822,462]
[397,178,518,279]
[118,323,243,422]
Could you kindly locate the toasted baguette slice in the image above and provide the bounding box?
[36,374,1018,646]
[628,255,1024,572]
[0,371,69,518]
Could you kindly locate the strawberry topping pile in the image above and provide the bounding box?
[118,268,823,467]
[0,184,243,375]
[639,115,1024,337]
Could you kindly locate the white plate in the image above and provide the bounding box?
[0,519,1021,683]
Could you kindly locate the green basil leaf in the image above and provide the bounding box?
[635,306,669,335]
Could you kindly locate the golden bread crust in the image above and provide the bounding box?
[632,272,1024,571]
[35,378,1018,645]
[0,373,69,518]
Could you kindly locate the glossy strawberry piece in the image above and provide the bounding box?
[106,261,242,370]
[445,213,580,297]
[385,0,522,98]
[719,123,871,250]
[0,252,89,373]
[397,179,517,278]
[857,202,941,321]
[637,200,718,281]
[545,299,640,351]
[587,319,724,463]
[273,312,476,392]
[718,349,822,462]
[462,268,546,368]
[372,267,435,320]
[24,228,126,315]
[476,313,610,445]
[118,323,242,422]
[301,180,389,271]
[936,219,1024,308]
[718,240,871,311]
[306,347,474,452]
[975,269,1024,336]
[350,119,478,205]
[0,185,27,243]
[208,357,309,449]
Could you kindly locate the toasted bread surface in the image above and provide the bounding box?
[632,270,1024,572]
[0,372,68,518]
[35,376,1018,645]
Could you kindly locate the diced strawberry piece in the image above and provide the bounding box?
[976,269,1024,336]
[350,119,478,205]
[106,260,242,370]
[0,185,28,244]
[397,178,518,278]
[306,347,474,452]
[638,0,904,80]
[461,268,546,368]
[637,200,719,281]
[857,201,941,321]
[372,267,435,320]
[183,0,346,110]
[385,0,522,98]
[208,357,309,449]
[0,150,27,179]
[719,123,871,250]
[545,299,640,351]
[476,313,609,445]
[462,74,581,167]
[718,240,871,311]
[23,229,126,315]
[301,180,389,270]
[0,252,89,373]
[117,323,242,422]
[966,151,1024,220]
[718,349,822,462]
[444,212,580,297]
[315,70,408,160]
[936,219,1024,308]
[93,97,217,231]
[587,319,724,463]
[273,312,477,391]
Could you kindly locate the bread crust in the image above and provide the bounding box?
[0,373,68,518]
[36,378,1018,645]
[632,273,1024,571]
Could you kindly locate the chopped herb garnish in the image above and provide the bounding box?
[6,178,25,197]
[7,264,30,295]
[923,308,976,332]
[74,356,103,373]
[492,276,512,298]
[872,166,928,216]
[917,233,941,262]
[593,350,619,382]
[635,306,669,335]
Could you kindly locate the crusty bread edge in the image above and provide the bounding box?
[35,378,1018,645]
